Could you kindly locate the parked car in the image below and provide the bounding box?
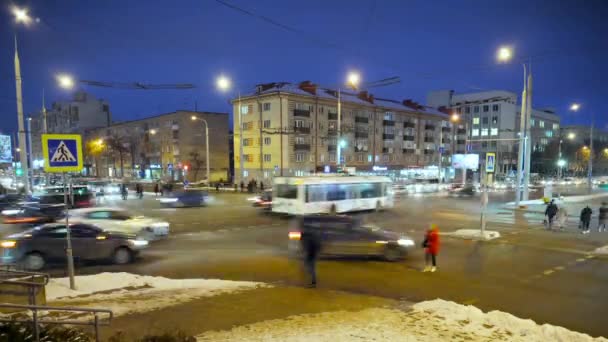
[68,207,169,240]
[159,190,208,208]
[0,222,149,270]
[288,215,415,261]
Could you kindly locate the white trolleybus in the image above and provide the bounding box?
[272,176,393,215]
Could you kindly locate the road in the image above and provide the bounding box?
[2,189,608,337]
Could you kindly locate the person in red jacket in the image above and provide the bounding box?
[423,224,440,272]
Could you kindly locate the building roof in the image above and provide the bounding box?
[103,110,228,128]
[237,82,449,119]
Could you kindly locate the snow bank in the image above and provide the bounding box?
[592,245,608,255]
[198,299,606,342]
[444,229,501,241]
[46,272,266,317]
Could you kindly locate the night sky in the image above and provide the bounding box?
[1,0,606,135]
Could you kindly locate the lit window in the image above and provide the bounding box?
[539,120,545,128]
[531,119,535,127]
[473,117,480,125]
[553,123,559,130]
[490,128,498,136]
[240,105,249,115]
[472,129,479,137]
[546,130,553,138]
[481,129,489,136]
[368,154,373,162]
[295,153,305,162]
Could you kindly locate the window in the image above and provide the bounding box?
[102,104,109,113]
[474,106,479,113]
[87,211,112,219]
[296,103,312,111]
[492,104,499,112]
[368,155,372,162]
[295,136,305,144]
[329,154,336,162]
[539,120,545,128]
[472,129,480,137]
[264,154,271,162]
[295,120,304,127]
[172,130,179,139]
[263,103,271,111]
[276,184,298,199]
[490,128,498,136]
[546,130,553,138]
[295,153,305,162]
[481,128,489,136]
[384,112,394,120]
[357,154,364,162]
[482,117,488,125]
[71,225,101,238]
[465,106,471,114]
[240,105,249,115]
[473,117,480,125]
[492,116,498,124]
[553,123,559,130]
[243,138,252,146]
[483,105,489,112]
[481,142,488,148]
[263,120,271,128]
[383,155,389,162]
[242,122,253,130]
[320,154,325,162]
[531,119,535,127]
[264,137,271,145]
[244,154,253,162]
[490,141,497,148]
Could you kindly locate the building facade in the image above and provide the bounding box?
[29,91,111,167]
[427,90,560,176]
[232,82,460,184]
[85,110,230,182]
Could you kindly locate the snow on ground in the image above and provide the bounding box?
[197,299,607,342]
[47,272,266,317]
[444,229,501,241]
[592,245,608,255]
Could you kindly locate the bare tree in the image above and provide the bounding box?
[189,151,205,182]
[107,135,130,178]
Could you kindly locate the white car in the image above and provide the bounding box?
[68,207,169,241]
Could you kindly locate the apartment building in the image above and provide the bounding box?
[427,90,560,175]
[232,81,458,184]
[85,110,230,182]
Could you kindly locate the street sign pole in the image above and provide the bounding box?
[63,172,76,290]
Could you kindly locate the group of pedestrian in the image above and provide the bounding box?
[240,179,265,193]
[545,199,608,234]
[134,183,144,199]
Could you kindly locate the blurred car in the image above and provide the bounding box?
[288,215,414,261]
[251,190,272,210]
[68,207,169,240]
[159,190,208,208]
[33,186,95,208]
[448,184,476,197]
[0,222,148,271]
[2,204,65,227]
[0,194,26,211]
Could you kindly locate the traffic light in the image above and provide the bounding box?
[15,168,23,176]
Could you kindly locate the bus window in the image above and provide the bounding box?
[276,184,298,199]
[361,183,382,198]
[306,185,326,202]
[327,185,346,201]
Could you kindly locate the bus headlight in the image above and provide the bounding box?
[397,238,414,247]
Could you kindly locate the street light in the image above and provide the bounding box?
[12,7,31,24]
[568,133,576,140]
[570,103,593,192]
[337,71,361,168]
[570,103,581,112]
[216,75,245,183]
[496,46,513,63]
[191,116,210,184]
[347,72,360,88]
[57,74,75,89]
[149,129,157,135]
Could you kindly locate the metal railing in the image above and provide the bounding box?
[0,303,113,342]
[0,269,113,342]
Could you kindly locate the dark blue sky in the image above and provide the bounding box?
[1,0,606,135]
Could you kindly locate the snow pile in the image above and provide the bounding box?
[592,245,608,255]
[445,229,501,241]
[197,299,606,342]
[47,272,266,317]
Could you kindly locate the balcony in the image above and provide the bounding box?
[328,145,337,152]
[382,133,395,140]
[355,131,368,139]
[442,127,451,132]
[403,122,416,128]
[382,147,392,153]
[294,143,311,151]
[294,126,310,134]
[403,135,415,141]
[425,124,435,130]
[383,120,395,127]
[328,112,338,121]
[424,137,434,143]
[355,116,369,124]
[457,139,466,145]
[403,148,415,154]
[424,149,435,155]
[457,128,467,134]
[354,146,367,152]
[294,109,310,118]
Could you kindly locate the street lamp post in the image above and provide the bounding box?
[191,116,210,184]
[216,76,243,183]
[570,103,593,192]
[337,72,360,170]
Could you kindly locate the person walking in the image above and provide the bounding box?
[580,205,593,234]
[544,200,559,230]
[556,205,568,231]
[260,181,265,192]
[422,224,440,272]
[154,183,159,197]
[598,202,608,232]
[300,226,322,287]
[240,181,244,193]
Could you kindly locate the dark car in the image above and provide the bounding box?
[288,215,415,261]
[0,223,149,271]
[0,194,26,212]
[2,204,65,228]
[159,190,208,207]
[252,190,272,210]
[448,184,476,197]
[34,189,95,209]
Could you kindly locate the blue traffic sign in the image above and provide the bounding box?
[42,134,83,173]
[438,147,445,153]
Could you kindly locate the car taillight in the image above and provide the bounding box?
[1,240,17,248]
[288,232,301,240]
[3,217,39,224]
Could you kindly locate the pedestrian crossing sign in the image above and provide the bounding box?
[42,134,83,173]
[486,152,496,173]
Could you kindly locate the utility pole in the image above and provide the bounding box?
[588,122,593,193]
[14,36,30,194]
[515,65,527,205]
[522,69,533,201]
[336,88,342,168]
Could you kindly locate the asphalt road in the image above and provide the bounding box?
[2,189,608,337]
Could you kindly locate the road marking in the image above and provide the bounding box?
[554,266,565,271]
[576,258,586,262]
[543,269,555,275]
[462,298,478,305]
[586,255,595,259]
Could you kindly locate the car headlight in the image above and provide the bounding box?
[397,238,414,247]
[151,222,169,229]
[128,239,149,247]
[159,198,178,203]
